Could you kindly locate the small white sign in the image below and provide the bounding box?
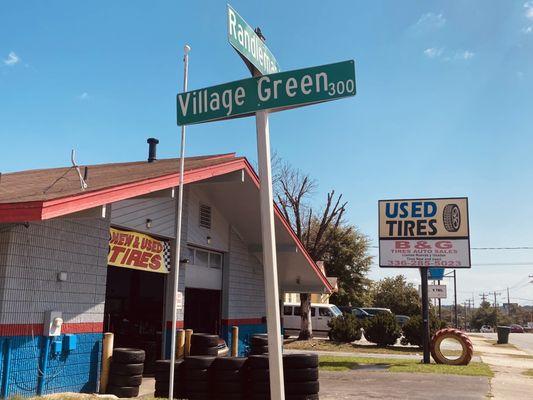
[177,292,183,310]
[419,284,447,299]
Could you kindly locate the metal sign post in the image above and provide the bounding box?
[255,109,285,400]
[169,44,191,400]
[420,268,430,363]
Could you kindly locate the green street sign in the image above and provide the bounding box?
[227,4,280,75]
[177,60,356,126]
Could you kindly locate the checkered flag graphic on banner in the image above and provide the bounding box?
[162,241,171,272]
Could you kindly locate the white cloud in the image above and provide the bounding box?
[522,26,533,33]
[78,92,90,100]
[525,2,533,20]
[3,51,20,66]
[457,50,475,60]
[415,12,446,29]
[423,47,443,58]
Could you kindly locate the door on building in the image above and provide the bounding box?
[104,267,165,373]
[184,288,221,334]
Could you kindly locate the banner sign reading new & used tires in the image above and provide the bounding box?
[378,198,470,268]
[108,227,171,273]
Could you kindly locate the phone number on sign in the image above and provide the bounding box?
[388,260,462,267]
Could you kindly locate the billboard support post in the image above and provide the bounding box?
[420,267,431,364]
[438,279,442,319]
[454,270,458,328]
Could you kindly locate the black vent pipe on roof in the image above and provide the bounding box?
[147,138,159,163]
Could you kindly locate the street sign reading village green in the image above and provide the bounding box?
[176,60,356,126]
[227,4,280,75]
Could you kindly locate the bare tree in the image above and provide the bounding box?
[274,160,348,340]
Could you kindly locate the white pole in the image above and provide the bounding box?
[169,43,190,400]
[255,110,285,400]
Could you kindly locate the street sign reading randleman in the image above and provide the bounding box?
[378,198,471,268]
[227,4,280,75]
[177,60,356,125]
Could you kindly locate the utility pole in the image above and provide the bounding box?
[507,287,510,315]
[437,279,442,320]
[465,299,473,331]
[479,292,488,303]
[454,270,458,328]
[489,291,501,309]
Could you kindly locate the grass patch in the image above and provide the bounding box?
[285,339,466,357]
[319,355,493,377]
[523,369,533,378]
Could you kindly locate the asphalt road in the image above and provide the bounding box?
[480,332,533,354]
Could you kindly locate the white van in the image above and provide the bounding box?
[283,303,342,336]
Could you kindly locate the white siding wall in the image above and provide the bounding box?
[222,228,266,320]
[110,197,176,239]
[0,218,109,325]
[186,187,229,251]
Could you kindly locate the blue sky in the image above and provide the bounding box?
[1,1,532,308]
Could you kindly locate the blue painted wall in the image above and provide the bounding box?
[221,323,266,357]
[0,333,102,398]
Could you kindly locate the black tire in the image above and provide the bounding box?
[250,395,270,400]
[284,367,319,382]
[154,391,169,398]
[155,380,171,392]
[251,345,269,353]
[112,348,146,364]
[283,354,319,369]
[249,349,269,356]
[214,369,243,381]
[186,380,210,393]
[443,204,461,232]
[286,381,320,395]
[108,373,143,387]
[250,381,270,394]
[250,335,268,346]
[213,356,248,370]
[184,355,216,369]
[250,368,270,382]
[186,368,209,381]
[110,363,144,376]
[190,346,219,356]
[246,355,269,369]
[286,394,320,400]
[216,381,243,392]
[215,394,245,400]
[107,384,140,398]
[155,369,181,382]
[192,333,220,347]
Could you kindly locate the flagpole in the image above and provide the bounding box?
[169,43,190,400]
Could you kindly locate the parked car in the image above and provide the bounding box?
[395,315,410,327]
[283,303,343,336]
[510,324,525,333]
[337,305,355,315]
[480,325,494,333]
[360,307,393,316]
[351,307,372,320]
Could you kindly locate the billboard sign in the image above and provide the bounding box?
[419,284,447,299]
[227,4,280,75]
[379,198,470,268]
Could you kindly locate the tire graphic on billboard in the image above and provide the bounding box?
[443,204,461,232]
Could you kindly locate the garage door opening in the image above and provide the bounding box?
[184,287,221,334]
[104,266,165,373]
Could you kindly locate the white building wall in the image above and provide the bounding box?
[0,217,109,326]
[222,227,266,320]
[110,197,176,239]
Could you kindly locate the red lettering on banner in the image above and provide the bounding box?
[436,241,452,249]
[150,254,162,270]
[395,241,410,249]
[109,246,126,263]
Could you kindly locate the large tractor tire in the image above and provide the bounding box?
[430,328,473,365]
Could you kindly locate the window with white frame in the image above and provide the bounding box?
[187,246,223,269]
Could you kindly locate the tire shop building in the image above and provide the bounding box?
[0,141,333,397]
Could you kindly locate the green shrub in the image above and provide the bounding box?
[401,314,447,346]
[328,314,363,342]
[363,313,401,346]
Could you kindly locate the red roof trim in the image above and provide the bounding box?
[0,156,333,292]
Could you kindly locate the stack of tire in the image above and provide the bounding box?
[183,355,216,400]
[249,334,269,355]
[107,348,145,398]
[246,354,270,400]
[283,353,320,400]
[153,359,184,399]
[212,357,247,400]
[190,333,219,356]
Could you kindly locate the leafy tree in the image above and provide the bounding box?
[328,314,363,342]
[470,301,512,330]
[273,159,372,339]
[370,275,421,316]
[401,314,446,347]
